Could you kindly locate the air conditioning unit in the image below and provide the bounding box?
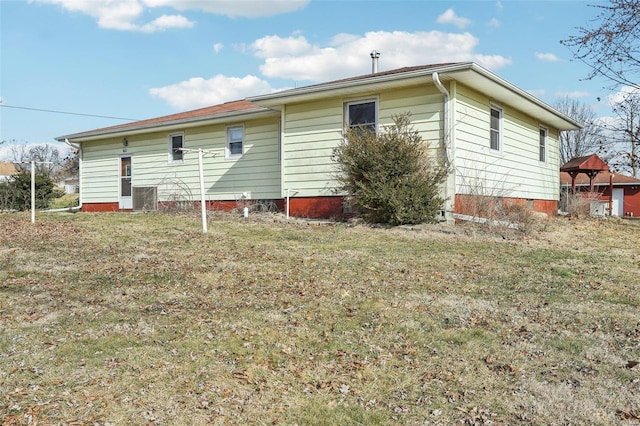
[132,186,157,211]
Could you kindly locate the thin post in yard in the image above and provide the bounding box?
[198,148,207,233]
[31,161,35,223]
[21,160,53,224]
[178,148,219,233]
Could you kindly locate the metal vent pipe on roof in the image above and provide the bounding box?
[370,50,380,73]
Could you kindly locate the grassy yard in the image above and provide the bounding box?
[1,212,639,425]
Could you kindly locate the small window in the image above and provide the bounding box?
[539,126,547,162]
[345,99,377,132]
[226,125,244,159]
[169,133,184,163]
[490,105,502,151]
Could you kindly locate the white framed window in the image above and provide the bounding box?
[345,98,378,132]
[226,125,244,159]
[539,126,547,162]
[489,105,502,151]
[169,133,184,163]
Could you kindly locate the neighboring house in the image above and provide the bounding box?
[55,62,580,219]
[62,177,79,194]
[0,162,17,182]
[560,169,640,217]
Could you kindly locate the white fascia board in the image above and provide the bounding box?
[249,62,581,131]
[56,108,279,143]
[248,63,476,107]
[453,64,582,131]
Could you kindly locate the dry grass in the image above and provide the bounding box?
[1,212,639,425]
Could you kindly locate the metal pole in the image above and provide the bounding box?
[31,161,35,223]
[198,148,207,233]
[609,172,614,215]
[286,189,290,219]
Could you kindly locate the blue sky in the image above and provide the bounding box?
[0,0,615,156]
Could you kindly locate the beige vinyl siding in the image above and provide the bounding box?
[80,116,281,204]
[81,139,122,203]
[282,85,444,196]
[453,84,560,201]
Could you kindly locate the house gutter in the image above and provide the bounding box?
[432,72,451,166]
[64,138,82,211]
[432,72,454,221]
[249,63,475,106]
[56,108,278,143]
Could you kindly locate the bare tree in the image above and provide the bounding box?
[562,0,640,90]
[599,90,640,176]
[8,142,64,179]
[29,144,61,176]
[553,96,604,164]
[57,149,79,180]
[9,143,30,170]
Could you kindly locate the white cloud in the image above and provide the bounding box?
[534,52,560,62]
[140,14,194,32]
[150,29,512,109]
[149,75,284,109]
[251,30,511,82]
[437,8,471,29]
[142,0,309,18]
[213,43,224,54]
[488,18,500,28]
[33,0,194,32]
[607,85,640,106]
[555,91,591,99]
[250,34,313,58]
[32,0,308,32]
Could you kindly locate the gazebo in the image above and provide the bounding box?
[560,154,610,193]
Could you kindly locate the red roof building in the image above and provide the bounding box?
[560,168,640,216]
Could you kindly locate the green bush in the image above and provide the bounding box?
[332,113,449,225]
[0,170,62,211]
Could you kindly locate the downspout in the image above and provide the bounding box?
[65,138,82,211]
[432,72,453,221]
[432,72,451,166]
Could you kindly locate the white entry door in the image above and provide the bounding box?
[119,156,132,209]
[612,188,624,216]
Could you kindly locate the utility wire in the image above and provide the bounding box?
[0,104,138,121]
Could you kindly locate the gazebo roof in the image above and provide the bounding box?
[560,171,640,186]
[561,154,611,192]
[560,154,609,173]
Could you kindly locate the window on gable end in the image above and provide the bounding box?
[490,105,502,151]
[169,133,184,163]
[539,126,547,162]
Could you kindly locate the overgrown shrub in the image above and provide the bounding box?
[332,113,449,225]
[564,191,602,217]
[0,170,62,211]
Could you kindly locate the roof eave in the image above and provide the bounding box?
[249,62,581,131]
[454,63,582,131]
[248,62,476,107]
[56,107,279,142]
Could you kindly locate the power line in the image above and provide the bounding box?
[0,104,138,121]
